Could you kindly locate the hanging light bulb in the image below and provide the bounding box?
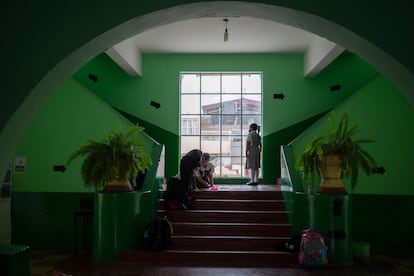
[223,19,229,42]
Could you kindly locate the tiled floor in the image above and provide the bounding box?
[30,249,414,276]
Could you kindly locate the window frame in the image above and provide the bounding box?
[180,72,262,178]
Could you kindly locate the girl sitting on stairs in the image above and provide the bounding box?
[193,152,215,189]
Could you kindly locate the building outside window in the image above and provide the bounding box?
[180,72,262,177]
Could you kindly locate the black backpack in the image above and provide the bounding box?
[164,177,181,201]
[143,217,173,251]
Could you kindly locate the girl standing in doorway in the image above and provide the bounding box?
[245,123,262,185]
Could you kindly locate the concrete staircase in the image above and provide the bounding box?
[119,185,296,267]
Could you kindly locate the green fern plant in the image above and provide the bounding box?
[295,111,377,192]
[67,125,152,191]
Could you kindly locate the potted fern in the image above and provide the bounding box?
[67,125,152,192]
[295,111,377,194]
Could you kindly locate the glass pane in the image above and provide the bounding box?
[222,94,241,114]
[209,153,220,163]
[181,115,200,135]
[180,72,262,179]
[231,156,243,177]
[242,95,261,114]
[229,136,242,157]
[242,73,262,94]
[181,136,200,155]
[242,135,248,157]
[208,155,220,176]
[222,74,241,94]
[181,74,200,94]
[201,94,221,114]
[219,155,242,177]
[201,115,220,135]
[201,136,221,156]
[181,94,200,114]
[221,115,241,132]
[242,156,248,177]
[241,115,261,133]
[221,136,231,156]
[201,74,220,93]
[219,155,231,167]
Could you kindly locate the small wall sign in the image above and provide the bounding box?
[14,156,26,173]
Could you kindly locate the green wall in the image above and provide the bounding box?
[13,78,154,192]
[1,0,414,256]
[2,0,414,192]
[264,111,330,183]
[74,52,377,183]
[290,75,414,195]
[11,78,160,249]
[114,108,179,177]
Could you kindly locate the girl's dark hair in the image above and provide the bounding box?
[250,123,258,130]
[202,152,210,160]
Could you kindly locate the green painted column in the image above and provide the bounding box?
[92,191,142,262]
[290,192,311,235]
[310,194,353,265]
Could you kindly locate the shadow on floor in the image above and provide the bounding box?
[30,249,414,276]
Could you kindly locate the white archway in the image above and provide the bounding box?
[1,1,413,175]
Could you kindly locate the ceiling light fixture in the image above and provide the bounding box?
[223,19,229,42]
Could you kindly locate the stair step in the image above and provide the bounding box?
[191,199,286,211]
[118,250,296,267]
[141,185,294,267]
[159,210,288,223]
[159,198,286,211]
[171,222,291,236]
[192,190,282,200]
[170,235,287,251]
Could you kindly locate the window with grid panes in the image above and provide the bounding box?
[180,72,262,177]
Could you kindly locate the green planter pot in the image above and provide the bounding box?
[92,191,141,262]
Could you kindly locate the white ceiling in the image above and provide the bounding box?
[106,16,345,77]
[130,17,318,53]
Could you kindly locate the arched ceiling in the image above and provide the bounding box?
[1,1,413,177]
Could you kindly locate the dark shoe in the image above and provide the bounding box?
[247,182,258,186]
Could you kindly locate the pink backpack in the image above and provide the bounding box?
[298,228,328,268]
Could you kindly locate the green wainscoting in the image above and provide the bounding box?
[280,143,414,254]
[11,192,94,249]
[280,191,414,255]
[352,194,414,254]
[11,183,161,253]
